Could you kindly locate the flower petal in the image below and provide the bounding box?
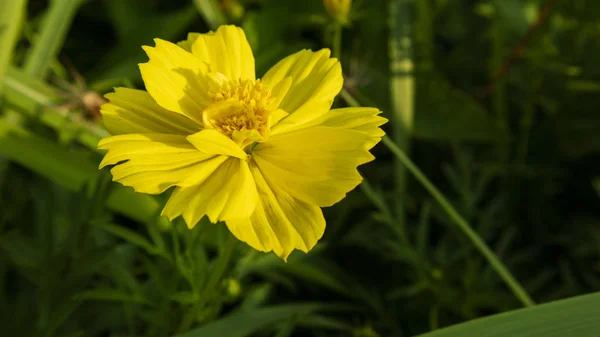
[162,158,258,225]
[177,32,201,52]
[187,129,247,159]
[253,126,375,207]
[286,107,387,147]
[140,39,214,123]
[225,162,325,260]
[98,133,226,194]
[191,25,255,81]
[261,49,342,133]
[100,87,199,135]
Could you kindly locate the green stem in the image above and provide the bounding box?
[342,89,532,305]
[388,0,415,232]
[193,0,227,30]
[332,24,342,59]
[381,136,535,307]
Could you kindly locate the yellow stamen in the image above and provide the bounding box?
[204,79,276,146]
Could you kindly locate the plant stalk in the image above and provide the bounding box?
[388,0,415,233]
[382,136,535,307]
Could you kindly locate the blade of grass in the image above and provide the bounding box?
[23,0,84,78]
[0,0,26,94]
[0,0,27,178]
[416,291,600,337]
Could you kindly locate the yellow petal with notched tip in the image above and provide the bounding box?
[225,161,325,260]
[162,157,258,225]
[261,49,342,132]
[191,25,255,81]
[177,32,201,52]
[100,87,199,135]
[253,126,375,207]
[140,39,214,123]
[284,107,387,147]
[98,134,227,194]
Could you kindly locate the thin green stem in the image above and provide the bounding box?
[340,89,359,107]
[388,0,414,233]
[342,88,532,305]
[342,86,534,307]
[332,24,342,59]
[381,136,535,307]
[193,0,227,30]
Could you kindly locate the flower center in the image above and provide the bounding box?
[203,78,276,147]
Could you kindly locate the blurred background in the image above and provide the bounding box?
[0,0,599,336]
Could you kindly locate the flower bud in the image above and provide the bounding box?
[323,0,352,25]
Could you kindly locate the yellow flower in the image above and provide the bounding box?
[98,25,386,260]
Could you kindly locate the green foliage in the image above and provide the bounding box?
[1,0,599,336]
[417,291,600,337]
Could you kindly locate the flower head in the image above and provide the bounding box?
[98,25,386,260]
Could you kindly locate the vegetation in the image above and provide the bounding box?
[0,0,598,336]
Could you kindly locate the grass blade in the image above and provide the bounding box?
[24,0,84,78]
[0,0,26,93]
[416,292,600,337]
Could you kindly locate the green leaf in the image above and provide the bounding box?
[416,292,600,337]
[175,304,323,337]
[0,0,25,94]
[0,119,97,191]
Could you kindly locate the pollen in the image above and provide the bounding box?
[204,79,277,145]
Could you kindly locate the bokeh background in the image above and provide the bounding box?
[1,0,599,336]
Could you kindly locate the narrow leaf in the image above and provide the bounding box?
[0,0,26,94]
[416,292,600,337]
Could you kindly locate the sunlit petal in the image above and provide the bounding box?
[226,162,325,260]
[162,158,258,225]
[191,25,255,81]
[253,126,375,207]
[100,87,199,135]
[140,39,214,123]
